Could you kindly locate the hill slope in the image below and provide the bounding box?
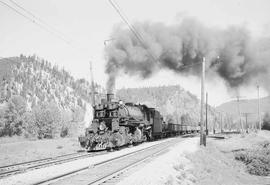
[0,55,105,109]
[117,85,220,129]
[0,55,105,138]
[217,96,270,123]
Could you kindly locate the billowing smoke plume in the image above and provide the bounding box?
[105,17,270,92]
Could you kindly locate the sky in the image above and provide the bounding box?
[1,0,270,106]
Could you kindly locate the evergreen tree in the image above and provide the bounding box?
[3,96,27,136]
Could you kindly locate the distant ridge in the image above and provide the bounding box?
[217,96,270,122]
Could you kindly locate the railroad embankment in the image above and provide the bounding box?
[116,131,270,185]
[116,137,199,185]
[188,131,270,185]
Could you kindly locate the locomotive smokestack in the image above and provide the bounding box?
[107,93,114,102]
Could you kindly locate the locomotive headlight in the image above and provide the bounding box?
[99,125,104,130]
[99,121,106,131]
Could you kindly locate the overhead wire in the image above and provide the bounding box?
[0,0,72,46]
[108,0,209,72]
[0,0,96,83]
[8,0,75,45]
[108,0,158,62]
[0,0,92,55]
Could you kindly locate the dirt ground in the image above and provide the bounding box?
[188,131,270,185]
[0,136,83,166]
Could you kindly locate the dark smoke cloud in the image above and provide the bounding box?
[105,17,270,92]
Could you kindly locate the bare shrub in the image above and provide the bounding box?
[0,96,26,136]
[22,111,37,138]
[59,109,73,137]
[33,102,61,139]
[235,142,270,176]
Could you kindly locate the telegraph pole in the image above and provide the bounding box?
[213,115,216,134]
[200,57,206,146]
[220,112,223,133]
[242,112,254,133]
[236,96,243,132]
[257,85,261,130]
[205,92,208,135]
[243,113,248,133]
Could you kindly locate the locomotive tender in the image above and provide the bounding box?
[78,94,199,151]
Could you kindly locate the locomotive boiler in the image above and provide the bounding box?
[78,94,163,151]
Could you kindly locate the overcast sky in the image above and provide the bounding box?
[1,0,269,106]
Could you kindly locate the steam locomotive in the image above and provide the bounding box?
[78,94,200,151]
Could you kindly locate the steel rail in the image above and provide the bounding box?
[89,141,174,185]
[0,152,85,169]
[33,138,179,185]
[0,152,105,178]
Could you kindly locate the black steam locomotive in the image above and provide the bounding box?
[78,94,199,151]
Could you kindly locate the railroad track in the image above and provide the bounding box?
[36,137,184,185]
[89,142,171,185]
[0,151,105,178]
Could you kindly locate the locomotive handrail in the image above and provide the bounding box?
[122,104,130,117]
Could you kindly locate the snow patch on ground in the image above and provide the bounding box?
[117,137,199,185]
[0,138,174,185]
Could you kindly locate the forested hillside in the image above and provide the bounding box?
[0,54,248,140]
[0,55,105,139]
[117,86,225,131]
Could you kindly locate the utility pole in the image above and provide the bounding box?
[227,113,232,131]
[243,113,248,133]
[200,57,206,146]
[176,90,180,124]
[205,92,208,135]
[242,112,254,133]
[213,115,216,134]
[90,61,95,107]
[257,85,261,130]
[236,96,244,132]
[220,112,223,133]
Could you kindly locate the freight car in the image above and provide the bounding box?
[78,94,199,151]
[164,123,200,136]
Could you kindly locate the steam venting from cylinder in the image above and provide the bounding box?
[104,17,270,93]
